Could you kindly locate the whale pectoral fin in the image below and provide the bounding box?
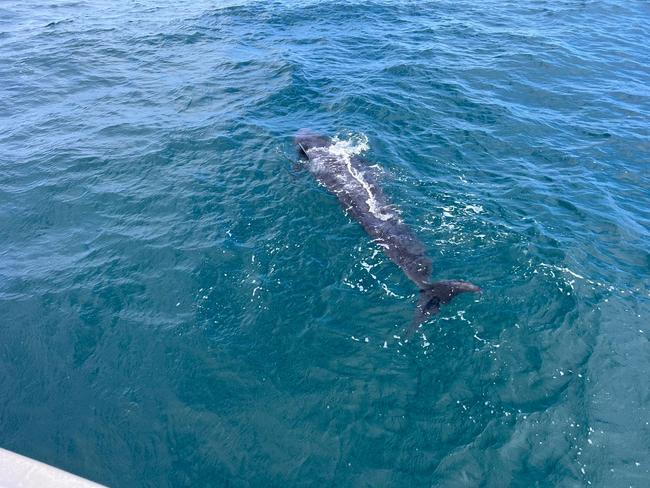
[285,161,306,180]
[428,280,482,304]
[407,280,481,337]
[293,161,306,172]
[412,290,440,330]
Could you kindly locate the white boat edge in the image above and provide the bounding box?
[0,448,107,488]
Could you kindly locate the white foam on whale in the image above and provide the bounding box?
[325,134,396,222]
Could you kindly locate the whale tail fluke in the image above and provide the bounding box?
[408,280,481,337]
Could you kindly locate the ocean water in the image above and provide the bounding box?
[1,1,649,486]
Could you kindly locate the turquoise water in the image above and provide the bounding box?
[1,0,649,486]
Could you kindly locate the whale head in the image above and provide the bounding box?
[294,129,330,157]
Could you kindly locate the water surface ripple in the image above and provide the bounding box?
[1,1,649,486]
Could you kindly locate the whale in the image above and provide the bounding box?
[294,129,480,334]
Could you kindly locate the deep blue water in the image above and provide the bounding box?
[1,1,649,486]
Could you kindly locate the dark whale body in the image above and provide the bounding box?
[294,129,480,334]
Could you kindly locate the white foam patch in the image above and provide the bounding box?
[325,134,396,222]
[539,263,584,280]
[464,204,484,214]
